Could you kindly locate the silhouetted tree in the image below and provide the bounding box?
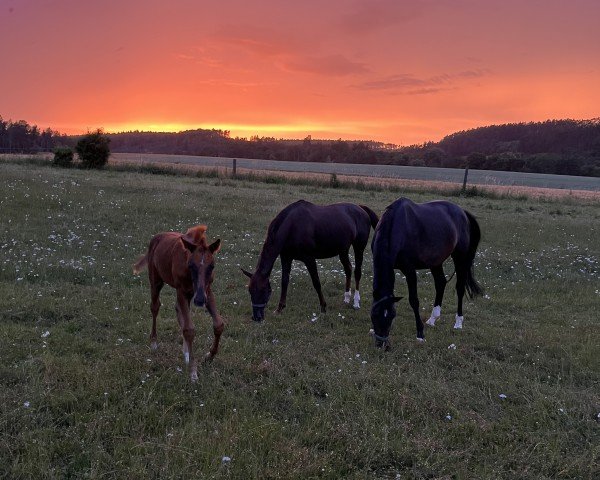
[76,130,110,168]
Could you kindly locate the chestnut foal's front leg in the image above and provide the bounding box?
[204,285,224,361]
[149,277,164,350]
[176,290,198,381]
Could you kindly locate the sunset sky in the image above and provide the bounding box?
[2,0,599,144]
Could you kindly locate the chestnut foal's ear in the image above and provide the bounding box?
[392,296,403,303]
[181,235,199,252]
[209,239,221,254]
[241,268,253,279]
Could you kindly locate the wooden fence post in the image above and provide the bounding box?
[232,158,237,178]
[462,166,469,193]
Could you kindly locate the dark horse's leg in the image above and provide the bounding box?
[453,257,467,329]
[149,271,164,350]
[426,265,447,327]
[276,254,293,313]
[303,257,327,313]
[176,290,198,381]
[352,246,364,309]
[405,269,425,341]
[204,285,224,361]
[339,250,353,305]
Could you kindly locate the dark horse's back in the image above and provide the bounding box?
[274,200,377,259]
[374,198,482,295]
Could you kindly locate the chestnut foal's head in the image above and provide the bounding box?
[181,226,221,308]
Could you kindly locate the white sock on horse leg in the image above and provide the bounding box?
[454,314,464,329]
[353,290,360,309]
[426,305,441,326]
[344,291,351,304]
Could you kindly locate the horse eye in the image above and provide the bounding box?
[384,309,388,318]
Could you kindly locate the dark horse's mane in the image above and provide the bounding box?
[264,200,303,243]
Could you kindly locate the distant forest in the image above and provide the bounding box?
[2,115,599,177]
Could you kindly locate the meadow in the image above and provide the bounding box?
[1,161,599,479]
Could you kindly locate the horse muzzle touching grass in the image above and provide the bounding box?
[133,225,224,382]
[242,268,272,322]
[370,295,402,350]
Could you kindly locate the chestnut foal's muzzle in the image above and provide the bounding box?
[193,289,206,307]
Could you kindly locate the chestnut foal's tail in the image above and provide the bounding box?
[133,255,148,274]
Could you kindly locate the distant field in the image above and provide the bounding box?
[113,152,600,192]
[1,162,599,478]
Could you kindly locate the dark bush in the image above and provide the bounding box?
[75,130,110,168]
[53,147,74,168]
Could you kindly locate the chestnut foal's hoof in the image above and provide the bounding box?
[203,352,215,363]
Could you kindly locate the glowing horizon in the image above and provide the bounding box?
[2,0,599,145]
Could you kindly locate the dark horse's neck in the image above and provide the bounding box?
[372,252,396,301]
[372,209,396,301]
[255,234,281,279]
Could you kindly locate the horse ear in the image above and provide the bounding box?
[181,235,199,252]
[392,296,403,303]
[241,268,253,279]
[209,239,221,254]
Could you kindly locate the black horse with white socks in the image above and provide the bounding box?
[370,197,483,348]
[242,200,379,321]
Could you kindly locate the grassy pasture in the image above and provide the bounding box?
[1,162,599,479]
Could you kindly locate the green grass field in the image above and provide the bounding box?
[1,162,599,479]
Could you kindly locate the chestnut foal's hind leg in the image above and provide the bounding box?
[149,275,164,350]
[204,286,224,361]
[176,290,198,381]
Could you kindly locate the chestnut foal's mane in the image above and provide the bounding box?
[183,225,208,247]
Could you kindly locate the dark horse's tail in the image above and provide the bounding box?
[464,210,483,298]
[359,205,379,229]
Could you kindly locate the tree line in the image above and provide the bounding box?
[0,116,69,153]
[2,115,599,177]
[105,119,600,177]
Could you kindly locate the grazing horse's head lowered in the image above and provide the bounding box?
[241,269,271,322]
[370,295,402,350]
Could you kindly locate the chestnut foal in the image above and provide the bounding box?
[133,225,223,381]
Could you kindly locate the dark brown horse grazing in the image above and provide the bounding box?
[242,200,379,321]
[133,225,223,382]
[370,197,482,348]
